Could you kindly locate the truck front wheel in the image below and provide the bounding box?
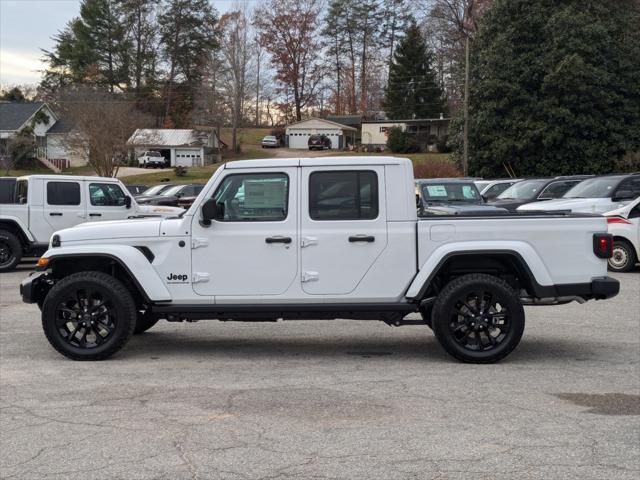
[0,229,22,272]
[41,272,136,360]
[431,274,525,364]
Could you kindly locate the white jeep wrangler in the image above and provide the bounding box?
[1,175,183,271]
[21,158,619,363]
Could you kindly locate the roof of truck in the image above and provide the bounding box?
[16,174,123,182]
[225,156,411,169]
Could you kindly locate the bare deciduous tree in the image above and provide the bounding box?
[58,87,154,177]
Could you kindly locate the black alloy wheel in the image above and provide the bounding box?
[0,230,22,272]
[432,273,525,363]
[42,272,136,360]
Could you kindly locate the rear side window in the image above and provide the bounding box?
[309,170,378,220]
[47,181,80,205]
[0,178,16,203]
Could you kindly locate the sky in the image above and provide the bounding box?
[0,0,237,88]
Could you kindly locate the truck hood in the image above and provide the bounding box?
[517,198,619,213]
[55,218,162,243]
[135,203,184,215]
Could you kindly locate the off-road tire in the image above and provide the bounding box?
[608,239,636,273]
[134,313,159,334]
[42,271,136,360]
[431,273,525,364]
[0,229,22,272]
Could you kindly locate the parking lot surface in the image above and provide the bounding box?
[1,265,639,480]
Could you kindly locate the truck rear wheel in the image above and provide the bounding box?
[431,274,525,364]
[41,272,136,360]
[0,229,22,272]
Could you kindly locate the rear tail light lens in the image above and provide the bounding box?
[606,216,632,225]
[593,233,614,258]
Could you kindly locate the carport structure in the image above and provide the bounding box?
[285,118,357,150]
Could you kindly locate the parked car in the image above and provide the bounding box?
[474,179,523,201]
[124,184,148,196]
[308,134,332,150]
[604,197,640,272]
[489,176,590,211]
[137,151,167,168]
[0,175,183,272]
[261,135,279,148]
[177,195,200,209]
[135,183,176,200]
[0,177,17,204]
[517,173,640,214]
[416,179,509,216]
[21,157,619,363]
[136,183,205,207]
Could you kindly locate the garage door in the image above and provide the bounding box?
[175,149,201,167]
[288,132,310,149]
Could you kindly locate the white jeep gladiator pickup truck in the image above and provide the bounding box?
[20,157,619,363]
[0,175,183,271]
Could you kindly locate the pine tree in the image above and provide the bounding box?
[467,0,640,177]
[383,22,445,120]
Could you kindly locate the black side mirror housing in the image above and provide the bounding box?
[201,198,221,225]
[124,196,132,209]
[612,190,634,202]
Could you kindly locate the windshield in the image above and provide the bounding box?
[564,176,623,198]
[474,181,491,191]
[420,183,481,202]
[161,185,186,196]
[141,184,172,196]
[497,179,548,200]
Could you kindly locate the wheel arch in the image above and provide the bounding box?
[407,249,556,300]
[41,247,172,305]
[0,218,33,245]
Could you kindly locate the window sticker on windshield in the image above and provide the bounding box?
[426,185,447,197]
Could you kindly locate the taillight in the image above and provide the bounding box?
[593,233,614,258]
[606,216,632,225]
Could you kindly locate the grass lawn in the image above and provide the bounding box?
[220,127,272,148]
[1,164,96,177]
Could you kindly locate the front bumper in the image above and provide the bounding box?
[20,271,49,304]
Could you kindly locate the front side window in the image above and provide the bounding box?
[309,170,378,220]
[213,173,289,222]
[47,181,80,206]
[89,183,127,206]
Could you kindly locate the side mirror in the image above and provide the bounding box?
[481,194,488,202]
[612,190,634,202]
[201,198,221,225]
[124,196,132,209]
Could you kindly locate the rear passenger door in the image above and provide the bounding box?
[300,166,387,295]
[42,179,86,234]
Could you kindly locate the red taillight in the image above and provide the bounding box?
[606,216,632,225]
[593,233,614,259]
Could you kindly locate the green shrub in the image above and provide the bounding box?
[174,166,187,177]
[386,127,409,153]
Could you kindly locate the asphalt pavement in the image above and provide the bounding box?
[1,265,639,480]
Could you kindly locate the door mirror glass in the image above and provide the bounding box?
[612,190,634,202]
[201,198,220,225]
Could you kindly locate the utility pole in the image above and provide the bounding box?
[463,34,470,176]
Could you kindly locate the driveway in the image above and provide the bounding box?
[1,266,639,479]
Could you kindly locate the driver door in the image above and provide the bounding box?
[190,168,298,297]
